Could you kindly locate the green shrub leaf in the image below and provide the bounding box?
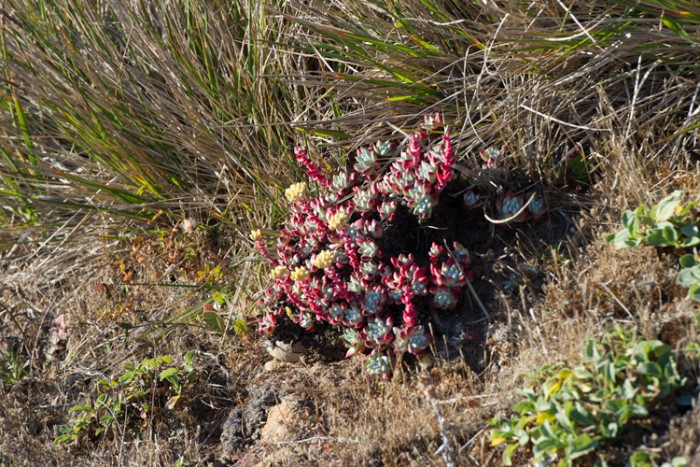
[569,433,598,459]
[159,367,179,381]
[679,254,698,268]
[652,191,681,222]
[678,266,700,287]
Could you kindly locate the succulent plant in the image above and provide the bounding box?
[354,147,379,175]
[393,325,434,355]
[362,315,394,349]
[496,189,528,223]
[463,190,480,208]
[432,286,458,309]
[528,194,546,221]
[364,351,393,379]
[252,115,474,376]
[285,182,307,203]
[423,113,443,130]
[479,146,505,172]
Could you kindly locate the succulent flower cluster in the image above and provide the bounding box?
[253,116,471,377]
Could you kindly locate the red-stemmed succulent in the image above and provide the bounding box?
[252,116,474,377]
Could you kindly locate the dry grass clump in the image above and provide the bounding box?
[1,0,699,465]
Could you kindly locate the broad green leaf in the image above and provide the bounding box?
[112,395,123,413]
[584,339,600,361]
[233,319,248,337]
[629,450,654,467]
[212,291,226,304]
[572,366,593,380]
[679,254,698,268]
[69,404,93,413]
[646,222,679,247]
[518,432,530,446]
[621,210,638,231]
[688,284,700,302]
[155,355,174,366]
[637,361,662,378]
[532,435,560,458]
[502,442,518,466]
[678,266,700,287]
[118,371,137,385]
[679,236,700,248]
[613,229,640,248]
[54,434,73,444]
[185,351,195,369]
[514,400,536,414]
[536,397,555,413]
[600,420,619,438]
[159,367,179,381]
[635,340,667,360]
[634,204,652,225]
[653,191,681,222]
[554,403,574,433]
[568,433,599,459]
[570,403,595,426]
[629,403,649,418]
[140,357,156,370]
[203,311,225,334]
[662,223,680,244]
[680,223,699,240]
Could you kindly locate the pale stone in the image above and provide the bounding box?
[260,399,295,442]
[262,339,306,363]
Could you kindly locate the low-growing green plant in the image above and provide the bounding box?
[677,253,700,302]
[490,327,688,466]
[55,352,197,445]
[606,191,700,301]
[606,191,699,249]
[627,450,688,467]
[0,349,28,386]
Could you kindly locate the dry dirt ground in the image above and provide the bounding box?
[2,170,700,466]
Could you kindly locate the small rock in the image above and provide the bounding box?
[260,399,296,442]
[264,359,284,372]
[262,339,306,363]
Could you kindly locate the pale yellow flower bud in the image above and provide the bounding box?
[285,182,307,203]
[250,229,262,241]
[327,211,349,230]
[314,250,335,269]
[269,265,288,280]
[290,266,310,282]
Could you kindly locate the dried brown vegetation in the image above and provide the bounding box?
[1,0,699,465]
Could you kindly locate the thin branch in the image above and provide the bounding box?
[484,192,536,225]
[519,104,611,132]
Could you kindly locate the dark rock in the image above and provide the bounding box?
[220,385,277,457]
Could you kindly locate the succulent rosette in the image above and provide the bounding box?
[496,189,528,223]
